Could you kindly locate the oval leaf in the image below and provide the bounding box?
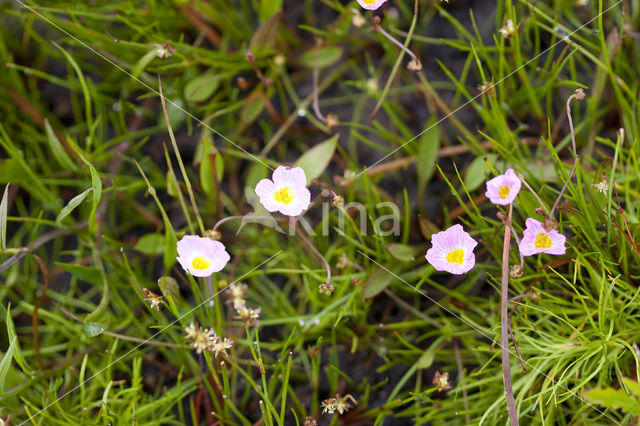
[463,154,498,192]
[135,233,166,256]
[294,134,338,184]
[158,276,181,302]
[184,74,220,103]
[363,268,395,299]
[386,243,418,262]
[83,321,109,338]
[299,47,343,69]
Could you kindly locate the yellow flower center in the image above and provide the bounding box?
[498,185,510,199]
[191,256,210,271]
[446,249,465,265]
[534,233,552,249]
[363,0,376,3]
[274,187,294,205]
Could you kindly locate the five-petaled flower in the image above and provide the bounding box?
[485,168,521,205]
[176,235,230,277]
[356,0,388,10]
[519,218,566,256]
[255,166,311,217]
[425,224,478,275]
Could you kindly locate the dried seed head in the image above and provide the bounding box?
[543,215,558,232]
[407,59,423,71]
[509,264,523,278]
[350,9,366,28]
[326,113,340,130]
[331,195,345,208]
[574,88,586,101]
[205,229,222,240]
[535,207,546,216]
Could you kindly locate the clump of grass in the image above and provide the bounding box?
[0,0,638,425]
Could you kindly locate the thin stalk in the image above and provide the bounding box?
[295,222,331,285]
[549,90,584,218]
[312,47,327,124]
[501,203,519,426]
[369,0,420,119]
[158,76,206,235]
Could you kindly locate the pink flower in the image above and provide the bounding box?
[518,218,566,256]
[255,166,311,217]
[425,224,478,274]
[485,169,521,205]
[176,235,230,277]
[356,0,388,10]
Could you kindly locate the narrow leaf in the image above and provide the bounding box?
[0,184,8,253]
[0,336,17,393]
[56,187,93,226]
[44,119,77,171]
[417,119,440,192]
[5,305,31,373]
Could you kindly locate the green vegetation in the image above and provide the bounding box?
[0,0,639,424]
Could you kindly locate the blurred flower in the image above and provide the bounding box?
[499,19,516,38]
[176,235,230,277]
[425,224,478,274]
[321,394,357,415]
[227,283,247,306]
[236,305,261,326]
[142,288,165,311]
[350,9,366,28]
[255,166,311,216]
[432,371,452,391]
[155,42,175,58]
[485,168,521,205]
[356,0,388,10]
[184,322,233,356]
[304,417,318,426]
[519,218,566,256]
[593,174,609,194]
[209,335,233,358]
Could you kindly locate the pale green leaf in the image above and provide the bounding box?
[184,74,220,103]
[363,268,395,299]
[135,233,166,256]
[300,47,343,69]
[56,187,93,226]
[294,134,338,184]
[44,119,77,171]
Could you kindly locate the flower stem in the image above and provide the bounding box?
[501,203,519,426]
[549,90,584,218]
[295,222,331,285]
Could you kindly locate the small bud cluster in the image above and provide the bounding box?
[184,322,233,357]
[227,283,261,326]
[432,370,452,392]
[321,394,357,415]
[319,282,335,296]
[142,288,165,311]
